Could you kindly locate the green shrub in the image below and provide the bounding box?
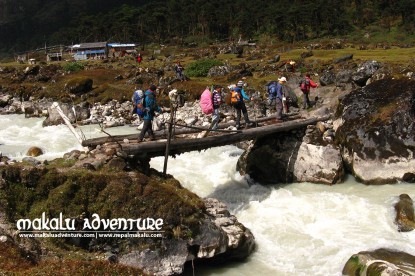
[185,59,223,77]
[63,62,84,72]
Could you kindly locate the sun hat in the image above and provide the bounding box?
[278,77,287,82]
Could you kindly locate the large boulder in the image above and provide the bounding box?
[64,77,93,95]
[351,60,381,86]
[23,65,40,76]
[238,122,344,185]
[0,94,12,108]
[208,65,231,77]
[343,248,415,275]
[335,69,353,84]
[333,54,353,64]
[293,140,344,185]
[319,70,336,86]
[120,198,255,275]
[237,129,304,184]
[43,102,90,126]
[335,78,415,184]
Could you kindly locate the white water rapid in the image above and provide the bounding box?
[1,115,415,275]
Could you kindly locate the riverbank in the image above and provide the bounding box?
[1,121,414,275]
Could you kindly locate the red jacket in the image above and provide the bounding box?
[303,76,318,92]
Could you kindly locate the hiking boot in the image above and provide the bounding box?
[137,139,143,143]
[235,124,241,130]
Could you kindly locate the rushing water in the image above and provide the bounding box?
[2,115,415,275]
[0,114,138,160]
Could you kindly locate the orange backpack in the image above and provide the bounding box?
[230,89,241,104]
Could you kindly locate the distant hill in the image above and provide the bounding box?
[0,0,414,55]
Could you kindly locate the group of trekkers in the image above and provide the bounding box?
[209,80,255,130]
[132,74,318,142]
[266,74,318,121]
[206,74,318,128]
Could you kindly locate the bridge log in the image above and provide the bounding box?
[81,114,292,148]
[121,116,330,158]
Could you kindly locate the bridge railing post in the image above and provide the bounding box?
[163,102,176,176]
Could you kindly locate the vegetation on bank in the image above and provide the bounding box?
[185,59,223,77]
[1,41,414,109]
[62,62,85,73]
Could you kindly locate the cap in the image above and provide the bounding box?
[150,84,157,91]
[278,77,287,82]
[237,80,244,87]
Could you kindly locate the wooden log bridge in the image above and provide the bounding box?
[84,115,330,159]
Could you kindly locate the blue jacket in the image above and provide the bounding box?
[234,87,250,102]
[268,82,284,100]
[277,83,284,99]
[143,90,161,120]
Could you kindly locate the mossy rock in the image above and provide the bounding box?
[343,248,415,275]
[0,165,205,239]
[64,77,93,95]
[334,78,415,183]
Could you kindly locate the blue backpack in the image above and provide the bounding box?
[268,82,278,97]
[132,90,145,117]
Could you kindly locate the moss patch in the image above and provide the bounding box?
[0,239,37,273]
[0,165,205,238]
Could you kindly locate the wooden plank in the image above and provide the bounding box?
[121,116,330,158]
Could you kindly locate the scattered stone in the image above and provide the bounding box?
[22,157,41,166]
[26,146,43,157]
[394,194,415,232]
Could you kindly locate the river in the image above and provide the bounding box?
[1,114,414,275]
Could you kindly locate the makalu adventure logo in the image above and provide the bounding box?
[16,212,164,238]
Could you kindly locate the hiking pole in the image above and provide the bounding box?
[249,91,257,125]
[163,102,175,176]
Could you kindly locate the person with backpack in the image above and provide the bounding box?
[266,80,278,111]
[233,80,254,129]
[174,61,185,81]
[211,85,223,130]
[132,88,145,117]
[300,73,318,109]
[269,77,287,122]
[138,84,163,143]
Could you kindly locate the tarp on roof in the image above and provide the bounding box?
[108,43,136,48]
[76,49,105,55]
